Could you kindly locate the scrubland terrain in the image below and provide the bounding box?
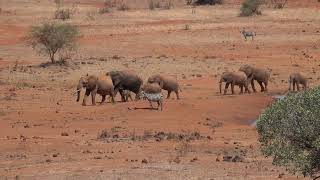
[0,0,319,179]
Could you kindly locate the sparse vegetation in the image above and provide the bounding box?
[99,7,112,14]
[28,22,79,64]
[149,0,161,10]
[163,0,173,9]
[117,2,130,11]
[97,129,110,140]
[184,24,190,30]
[193,0,223,5]
[240,0,262,16]
[271,0,287,9]
[54,8,72,20]
[257,87,320,178]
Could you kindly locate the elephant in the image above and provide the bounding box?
[106,70,143,102]
[219,71,250,95]
[141,82,162,94]
[239,64,270,92]
[147,74,181,100]
[76,74,115,106]
[289,72,308,91]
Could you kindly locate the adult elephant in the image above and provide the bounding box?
[106,70,143,101]
[76,74,115,106]
[147,74,181,100]
[219,71,250,95]
[239,65,270,92]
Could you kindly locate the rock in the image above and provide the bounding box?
[278,173,285,178]
[141,159,148,164]
[223,155,233,162]
[231,155,243,162]
[61,132,69,136]
[173,156,181,164]
[190,157,198,162]
[52,153,58,157]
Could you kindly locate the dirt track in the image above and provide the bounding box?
[0,0,319,179]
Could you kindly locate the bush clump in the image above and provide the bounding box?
[28,22,79,63]
[193,0,223,5]
[257,87,320,177]
[240,0,262,16]
[54,8,72,20]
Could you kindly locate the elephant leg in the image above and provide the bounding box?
[109,90,116,104]
[251,79,257,92]
[167,91,172,99]
[293,81,296,91]
[264,81,268,92]
[129,94,133,101]
[175,90,180,100]
[297,83,300,91]
[231,83,235,94]
[239,85,244,94]
[224,83,230,95]
[160,100,163,111]
[149,100,154,109]
[101,95,106,104]
[119,89,125,102]
[82,89,91,106]
[258,81,264,92]
[91,90,97,105]
[289,81,292,91]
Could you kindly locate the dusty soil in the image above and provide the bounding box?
[0,0,319,179]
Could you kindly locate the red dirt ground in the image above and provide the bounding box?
[0,0,319,179]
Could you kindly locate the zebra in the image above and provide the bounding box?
[240,29,256,40]
[139,91,163,111]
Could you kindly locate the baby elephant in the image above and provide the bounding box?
[147,74,181,100]
[289,73,308,92]
[219,72,250,95]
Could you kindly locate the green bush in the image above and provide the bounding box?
[257,87,320,177]
[240,0,262,16]
[28,22,79,63]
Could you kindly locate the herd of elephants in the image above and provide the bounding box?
[75,64,308,110]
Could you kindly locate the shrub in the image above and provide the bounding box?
[99,7,112,14]
[28,22,79,64]
[240,0,262,16]
[163,0,173,9]
[257,87,320,178]
[149,0,161,10]
[193,0,223,5]
[54,8,72,20]
[149,0,156,10]
[271,0,287,9]
[117,3,130,11]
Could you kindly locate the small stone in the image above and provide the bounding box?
[61,132,69,136]
[173,156,181,164]
[141,159,148,164]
